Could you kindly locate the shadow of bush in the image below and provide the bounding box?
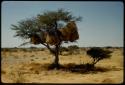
[47,63,110,74]
[22,63,121,74]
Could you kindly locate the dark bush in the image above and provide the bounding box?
[59,45,80,55]
[87,47,112,67]
[68,45,79,50]
[60,47,69,52]
[68,45,79,55]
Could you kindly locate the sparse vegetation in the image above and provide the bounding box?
[1,70,6,74]
[60,46,69,55]
[87,47,112,67]
[1,47,123,83]
[59,45,80,55]
[9,70,26,83]
[68,45,80,55]
[31,59,34,61]
[68,45,79,50]
[30,55,35,57]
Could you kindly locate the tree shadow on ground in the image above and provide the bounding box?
[23,62,122,74]
[47,63,111,74]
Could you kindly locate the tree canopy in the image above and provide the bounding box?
[11,8,82,40]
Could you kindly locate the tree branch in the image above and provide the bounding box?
[93,58,101,65]
[41,43,55,54]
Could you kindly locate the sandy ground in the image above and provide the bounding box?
[1,47,124,84]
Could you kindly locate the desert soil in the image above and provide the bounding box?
[1,47,123,84]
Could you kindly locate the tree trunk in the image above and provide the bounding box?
[53,44,60,69]
[92,58,101,67]
[53,21,61,69]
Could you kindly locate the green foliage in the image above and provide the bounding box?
[11,18,40,39]
[11,8,82,39]
[68,45,79,50]
[87,47,112,66]
[59,45,80,55]
[37,8,81,28]
[60,46,69,52]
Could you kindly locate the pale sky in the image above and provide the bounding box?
[1,1,123,48]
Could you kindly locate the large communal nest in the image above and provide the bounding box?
[30,21,79,45]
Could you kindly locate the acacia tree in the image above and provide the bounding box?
[87,47,112,67]
[11,9,82,69]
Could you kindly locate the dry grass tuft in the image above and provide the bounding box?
[102,78,114,83]
[9,70,26,83]
[1,70,6,74]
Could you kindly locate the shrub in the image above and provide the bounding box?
[2,48,10,52]
[68,45,79,55]
[60,47,69,51]
[59,45,80,55]
[68,45,79,50]
[87,47,112,67]
[59,47,69,55]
